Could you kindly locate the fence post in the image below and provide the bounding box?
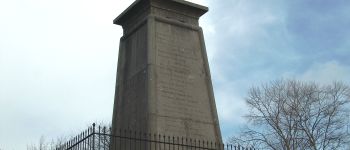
[92,123,96,150]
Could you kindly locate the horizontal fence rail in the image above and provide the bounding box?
[56,123,255,150]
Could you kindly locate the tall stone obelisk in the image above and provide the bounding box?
[112,0,222,142]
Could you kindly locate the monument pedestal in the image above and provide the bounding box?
[112,0,222,143]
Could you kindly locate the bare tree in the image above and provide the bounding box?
[28,122,112,150]
[27,136,65,150]
[231,80,350,150]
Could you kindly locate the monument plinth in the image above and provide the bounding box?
[112,0,222,142]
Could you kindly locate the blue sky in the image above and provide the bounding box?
[0,0,349,149]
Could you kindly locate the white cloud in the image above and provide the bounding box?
[216,91,247,125]
[300,61,350,84]
[0,0,135,149]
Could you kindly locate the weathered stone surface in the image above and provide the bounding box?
[112,0,222,143]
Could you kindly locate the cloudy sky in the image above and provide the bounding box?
[1,0,349,149]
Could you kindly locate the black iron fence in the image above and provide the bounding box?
[56,123,255,150]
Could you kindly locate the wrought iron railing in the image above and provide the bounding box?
[56,123,255,150]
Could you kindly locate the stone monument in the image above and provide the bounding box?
[111,0,222,143]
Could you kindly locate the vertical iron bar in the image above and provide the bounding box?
[72,138,74,150]
[103,127,106,150]
[86,130,88,150]
[173,136,175,150]
[76,137,78,150]
[92,123,95,150]
[194,139,196,150]
[120,129,122,150]
[139,132,142,150]
[163,135,165,150]
[81,133,83,150]
[197,139,200,150]
[202,140,205,150]
[150,134,152,150]
[159,134,162,150]
[108,131,111,150]
[181,137,184,150]
[82,131,84,150]
[76,137,79,150]
[135,131,137,150]
[206,140,208,150]
[76,134,79,150]
[154,134,157,150]
[88,128,91,150]
[133,131,136,150]
[129,130,131,150]
[83,132,85,150]
[177,137,180,150]
[168,136,170,150]
[68,140,72,149]
[98,126,101,150]
[198,139,201,150]
[190,138,193,150]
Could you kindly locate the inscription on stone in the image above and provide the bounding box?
[154,21,215,138]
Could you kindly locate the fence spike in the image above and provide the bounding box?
[129,130,132,138]
[202,140,205,148]
[54,126,253,150]
[172,136,175,149]
[190,138,192,147]
[148,132,151,141]
[194,139,196,148]
[92,123,96,134]
[181,136,184,148]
